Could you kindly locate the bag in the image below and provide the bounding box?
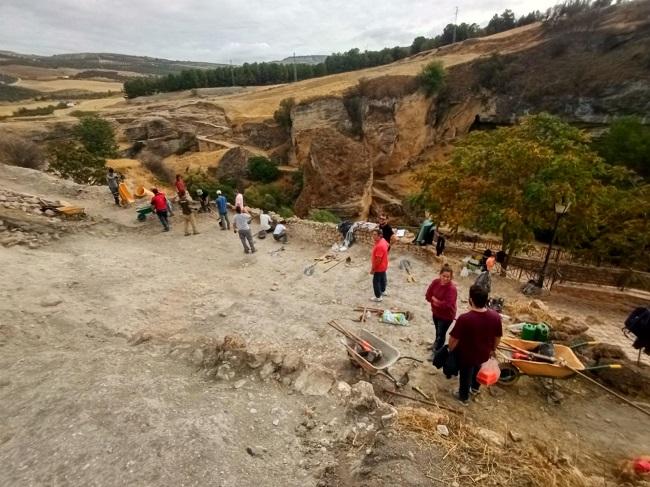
[624,307,650,354]
[477,358,501,386]
[474,271,492,294]
[432,344,448,369]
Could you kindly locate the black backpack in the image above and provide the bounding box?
[624,307,650,354]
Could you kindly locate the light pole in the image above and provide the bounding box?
[535,200,571,288]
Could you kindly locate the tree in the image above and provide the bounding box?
[417,114,607,266]
[273,97,295,132]
[419,61,446,96]
[248,156,280,183]
[47,141,106,184]
[594,116,650,179]
[411,36,428,54]
[73,115,118,158]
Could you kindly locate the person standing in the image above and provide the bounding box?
[106,168,121,206]
[233,206,256,254]
[235,190,244,212]
[215,190,230,230]
[425,264,458,352]
[177,190,199,236]
[378,214,395,251]
[436,234,446,256]
[448,285,502,406]
[369,229,389,302]
[175,174,186,194]
[150,188,170,232]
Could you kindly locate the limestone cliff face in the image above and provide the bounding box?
[290,84,486,218]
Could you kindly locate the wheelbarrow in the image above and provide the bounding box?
[496,337,621,385]
[341,328,422,386]
[136,205,153,222]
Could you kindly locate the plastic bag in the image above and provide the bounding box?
[382,310,409,326]
[477,357,501,386]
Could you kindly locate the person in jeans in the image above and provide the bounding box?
[150,188,170,232]
[176,190,199,236]
[233,206,256,254]
[448,285,502,406]
[215,190,230,230]
[369,229,389,302]
[106,168,121,206]
[425,264,457,352]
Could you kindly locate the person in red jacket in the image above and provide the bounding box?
[425,264,457,352]
[175,174,186,194]
[369,229,389,302]
[150,188,170,232]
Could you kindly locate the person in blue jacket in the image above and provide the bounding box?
[215,190,230,230]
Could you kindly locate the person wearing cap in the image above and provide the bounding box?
[215,190,229,230]
[272,219,288,243]
[150,188,170,232]
[176,190,199,236]
[196,188,209,213]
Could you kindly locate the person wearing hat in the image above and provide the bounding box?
[196,188,209,213]
[272,219,288,244]
[215,190,229,230]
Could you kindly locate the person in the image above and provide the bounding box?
[260,210,275,233]
[273,220,288,243]
[196,189,209,213]
[150,188,170,232]
[215,190,230,230]
[106,168,121,206]
[448,285,502,406]
[175,174,186,194]
[176,190,199,236]
[369,229,389,302]
[378,214,395,251]
[233,206,256,254]
[425,264,458,353]
[436,234,446,256]
[235,190,244,212]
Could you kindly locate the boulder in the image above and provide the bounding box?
[212,146,253,185]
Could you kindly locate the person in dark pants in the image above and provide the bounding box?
[436,234,446,256]
[233,206,256,254]
[369,229,389,302]
[448,285,502,406]
[106,168,121,206]
[425,264,457,352]
[378,214,394,250]
[150,188,170,232]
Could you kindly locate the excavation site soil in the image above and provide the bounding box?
[1,165,649,487]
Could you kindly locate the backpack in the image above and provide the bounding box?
[624,307,650,354]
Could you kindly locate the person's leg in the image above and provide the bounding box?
[157,211,169,231]
[433,318,452,352]
[380,272,387,295]
[184,215,191,235]
[372,273,382,298]
[112,190,120,205]
[470,366,481,394]
[190,213,198,234]
[245,230,256,252]
[223,213,230,230]
[458,366,472,401]
[238,230,250,252]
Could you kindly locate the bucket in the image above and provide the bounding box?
[521,323,537,341]
[135,186,153,198]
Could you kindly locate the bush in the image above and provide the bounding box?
[274,97,295,132]
[278,206,294,218]
[0,134,45,169]
[47,141,106,184]
[12,103,66,117]
[248,156,280,183]
[141,153,175,184]
[419,61,446,96]
[594,116,650,179]
[476,54,508,92]
[184,169,235,201]
[342,92,364,137]
[73,115,118,158]
[244,182,292,212]
[308,209,341,223]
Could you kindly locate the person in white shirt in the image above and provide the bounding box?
[259,210,275,233]
[273,220,288,244]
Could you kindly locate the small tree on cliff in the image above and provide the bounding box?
[419,61,445,96]
[417,113,607,267]
[73,115,118,158]
[274,97,295,133]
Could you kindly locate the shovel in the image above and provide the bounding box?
[399,259,416,283]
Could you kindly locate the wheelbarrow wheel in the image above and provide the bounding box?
[498,363,520,386]
[137,212,147,222]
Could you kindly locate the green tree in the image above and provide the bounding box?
[47,141,106,184]
[248,156,280,183]
[73,115,118,158]
[419,61,446,96]
[417,114,607,266]
[273,97,295,132]
[594,116,650,179]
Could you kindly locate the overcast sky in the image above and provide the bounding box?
[0,0,560,64]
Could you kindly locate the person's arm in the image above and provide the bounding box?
[448,317,463,351]
[448,336,459,351]
[437,285,457,314]
[425,281,434,303]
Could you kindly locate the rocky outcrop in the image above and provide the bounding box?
[235,121,288,151]
[210,146,253,186]
[124,116,198,158]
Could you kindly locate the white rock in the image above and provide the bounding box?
[234,379,247,389]
[436,424,450,437]
[272,419,279,426]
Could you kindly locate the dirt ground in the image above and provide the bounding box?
[1,165,649,486]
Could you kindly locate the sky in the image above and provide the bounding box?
[0,0,561,64]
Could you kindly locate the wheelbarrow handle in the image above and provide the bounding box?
[569,341,599,349]
[397,356,423,364]
[583,364,623,371]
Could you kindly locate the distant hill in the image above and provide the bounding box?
[275,55,328,65]
[0,51,228,76]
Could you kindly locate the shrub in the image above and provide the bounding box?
[12,103,66,117]
[274,97,295,132]
[244,182,292,212]
[47,141,106,184]
[342,92,364,136]
[594,116,650,179]
[0,134,45,169]
[73,115,118,158]
[418,61,446,96]
[308,209,341,223]
[248,156,280,183]
[184,169,235,201]
[141,153,175,184]
[278,206,294,218]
